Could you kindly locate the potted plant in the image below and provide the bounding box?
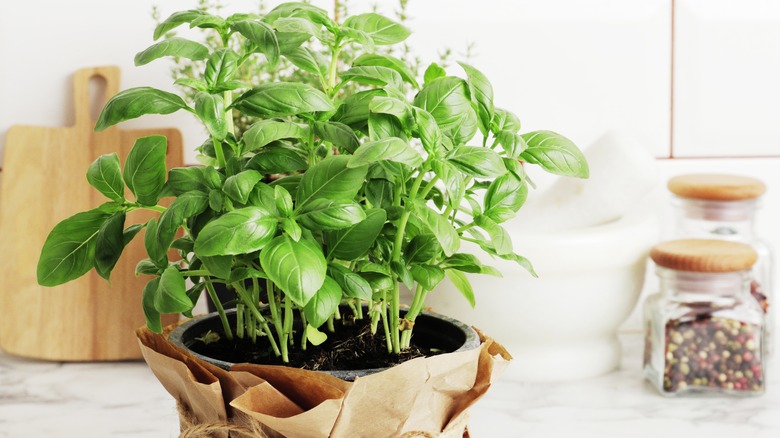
[37,2,588,436]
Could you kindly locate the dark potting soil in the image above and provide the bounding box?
[189,315,434,371]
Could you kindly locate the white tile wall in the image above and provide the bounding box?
[674,0,780,157]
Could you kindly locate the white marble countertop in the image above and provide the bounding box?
[1,331,778,438]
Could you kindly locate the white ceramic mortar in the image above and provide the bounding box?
[427,207,659,382]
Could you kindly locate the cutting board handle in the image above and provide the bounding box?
[73,66,121,129]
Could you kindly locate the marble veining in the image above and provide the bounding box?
[1,332,778,438]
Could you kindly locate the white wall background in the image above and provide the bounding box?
[2,0,780,331]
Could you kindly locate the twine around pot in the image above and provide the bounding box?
[178,403,269,438]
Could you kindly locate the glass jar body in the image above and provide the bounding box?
[643,269,766,396]
[670,197,774,352]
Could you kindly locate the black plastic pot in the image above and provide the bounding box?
[169,307,481,381]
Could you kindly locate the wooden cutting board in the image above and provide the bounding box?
[0,66,182,361]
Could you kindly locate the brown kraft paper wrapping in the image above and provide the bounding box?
[137,324,511,438]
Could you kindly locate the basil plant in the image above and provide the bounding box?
[37,2,588,362]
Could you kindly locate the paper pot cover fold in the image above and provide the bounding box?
[136,324,510,437]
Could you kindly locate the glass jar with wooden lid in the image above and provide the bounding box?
[643,239,766,396]
[667,173,773,352]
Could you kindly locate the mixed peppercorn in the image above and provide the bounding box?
[655,316,764,394]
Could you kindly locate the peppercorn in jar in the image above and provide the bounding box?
[643,239,766,396]
[667,174,773,353]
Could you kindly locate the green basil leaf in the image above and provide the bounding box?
[303,277,341,328]
[264,2,331,26]
[313,121,360,153]
[123,135,168,206]
[306,324,328,346]
[208,189,223,211]
[94,211,126,281]
[325,208,386,260]
[276,31,314,52]
[154,10,205,40]
[233,82,334,117]
[204,49,240,90]
[281,217,302,241]
[243,119,307,152]
[194,207,277,256]
[485,173,527,219]
[474,215,512,255]
[247,183,278,213]
[274,185,294,216]
[171,236,194,253]
[295,199,366,231]
[445,146,506,178]
[232,20,279,67]
[136,259,161,276]
[228,267,266,283]
[361,272,394,293]
[391,260,414,289]
[343,13,410,45]
[445,269,475,308]
[296,155,367,207]
[283,47,327,76]
[332,89,387,127]
[368,112,406,142]
[341,27,374,50]
[423,62,446,86]
[328,264,372,300]
[414,76,478,146]
[411,264,445,291]
[353,53,419,89]
[95,87,189,131]
[269,174,302,195]
[404,234,441,264]
[520,130,589,178]
[499,253,537,277]
[223,170,263,204]
[142,277,163,333]
[190,15,227,30]
[194,92,228,140]
[273,17,322,38]
[37,208,110,286]
[340,66,402,88]
[144,217,168,268]
[165,166,217,196]
[154,266,192,314]
[364,179,392,210]
[348,137,422,168]
[441,253,483,273]
[413,108,442,155]
[496,130,528,158]
[174,78,209,92]
[200,255,233,279]
[491,107,521,134]
[414,202,459,257]
[87,153,124,201]
[134,37,209,66]
[245,146,308,174]
[260,235,327,307]
[156,191,209,252]
[369,96,412,125]
[458,62,494,136]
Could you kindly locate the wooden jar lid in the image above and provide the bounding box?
[668,174,766,201]
[650,239,758,272]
